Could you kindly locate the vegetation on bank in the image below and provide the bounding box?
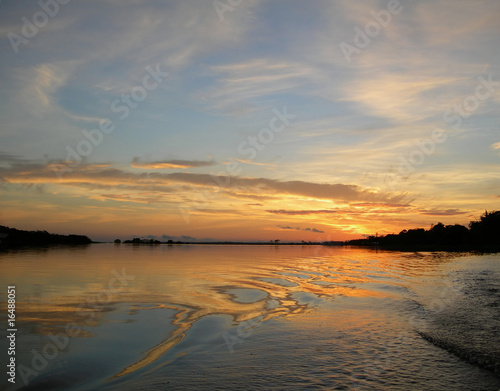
[120,238,162,244]
[0,225,92,249]
[346,210,500,250]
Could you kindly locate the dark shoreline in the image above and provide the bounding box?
[0,225,91,250]
[341,244,500,253]
[2,208,499,254]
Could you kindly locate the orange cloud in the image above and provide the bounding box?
[131,157,217,169]
[267,210,337,215]
[0,161,407,205]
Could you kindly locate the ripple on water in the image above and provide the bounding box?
[259,277,298,287]
[226,288,268,303]
[310,280,334,286]
[290,291,323,306]
[279,271,312,279]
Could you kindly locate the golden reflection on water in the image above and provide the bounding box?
[0,244,462,380]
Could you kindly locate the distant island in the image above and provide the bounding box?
[114,237,330,245]
[345,210,500,251]
[0,225,92,249]
[119,238,162,245]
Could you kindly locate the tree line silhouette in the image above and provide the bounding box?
[347,210,500,250]
[1,210,498,250]
[0,225,91,249]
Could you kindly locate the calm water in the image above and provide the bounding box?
[0,244,499,390]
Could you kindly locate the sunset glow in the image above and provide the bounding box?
[1,1,499,241]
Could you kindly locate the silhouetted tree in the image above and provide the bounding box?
[0,225,91,248]
[346,210,499,250]
[469,210,500,244]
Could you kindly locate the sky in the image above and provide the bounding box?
[0,0,499,242]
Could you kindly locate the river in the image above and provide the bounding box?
[0,244,499,390]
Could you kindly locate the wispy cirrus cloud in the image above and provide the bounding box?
[268,210,338,216]
[92,193,169,204]
[339,74,464,123]
[198,58,328,114]
[267,204,417,217]
[234,159,275,167]
[222,191,277,202]
[350,203,411,208]
[0,151,39,165]
[132,157,217,169]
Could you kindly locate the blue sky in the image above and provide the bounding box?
[0,0,499,241]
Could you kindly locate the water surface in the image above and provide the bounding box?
[0,244,499,390]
